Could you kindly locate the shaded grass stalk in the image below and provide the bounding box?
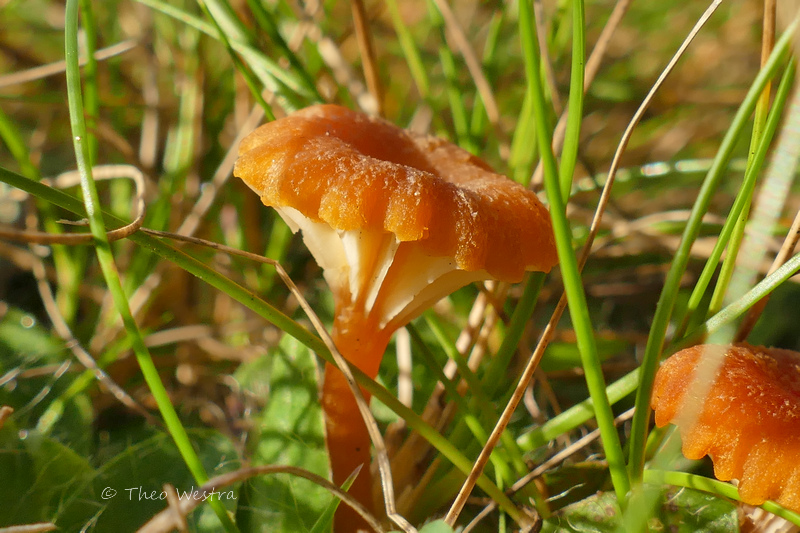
[197,0,275,120]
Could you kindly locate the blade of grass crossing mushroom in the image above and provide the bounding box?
[63,2,238,531]
[676,58,795,339]
[517,248,800,453]
[520,0,630,503]
[627,17,795,480]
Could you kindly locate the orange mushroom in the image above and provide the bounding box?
[651,343,800,511]
[234,104,558,530]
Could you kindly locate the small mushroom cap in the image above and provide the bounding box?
[234,104,558,281]
[652,343,800,510]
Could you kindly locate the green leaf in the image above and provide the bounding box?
[0,307,94,452]
[94,429,241,532]
[390,520,456,533]
[541,487,737,533]
[0,423,97,529]
[418,520,457,533]
[235,334,331,532]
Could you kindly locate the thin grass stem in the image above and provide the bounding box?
[64,3,238,530]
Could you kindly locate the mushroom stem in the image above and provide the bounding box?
[322,305,392,532]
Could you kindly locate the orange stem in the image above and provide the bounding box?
[322,307,391,532]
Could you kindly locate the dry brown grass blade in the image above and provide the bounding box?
[351,0,384,116]
[461,409,635,533]
[0,40,137,89]
[28,242,160,427]
[432,0,499,125]
[136,465,385,533]
[0,524,58,533]
[445,0,726,525]
[530,0,634,188]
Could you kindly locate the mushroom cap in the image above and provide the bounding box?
[234,104,558,282]
[652,343,800,510]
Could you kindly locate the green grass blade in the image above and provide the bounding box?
[245,0,321,101]
[197,0,275,120]
[78,0,99,166]
[520,0,630,503]
[137,0,313,106]
[557,0,585,201]
[626,22,796,479]
[678,59,795,337]
[386,0,430,99]
[64,3,237,530]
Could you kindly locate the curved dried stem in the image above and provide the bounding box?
[136,465,385,533]
[0,40,137,89]
[432,0,499,124]
[0,165,146,245]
